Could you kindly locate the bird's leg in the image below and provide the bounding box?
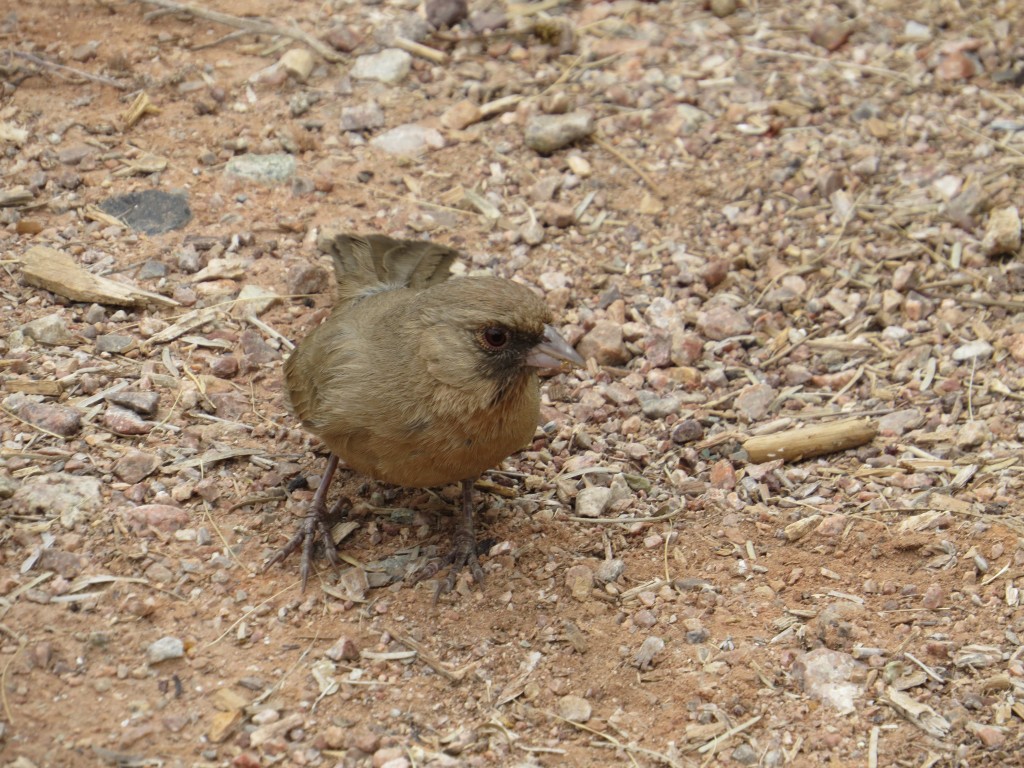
[264,453,345,590]
[413,477,486,601]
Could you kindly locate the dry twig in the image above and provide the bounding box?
[135,0,343,62]
[4,50,129,89]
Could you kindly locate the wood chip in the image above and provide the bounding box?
[743,418,877,463]
[0,187,33,207]
[207,709,243,743]
[2,379,62,396]
[882,686,950,737]
[18,245,179,308]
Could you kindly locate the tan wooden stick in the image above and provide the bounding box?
[743,418,877,463]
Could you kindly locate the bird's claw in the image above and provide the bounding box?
[412,531,485,602]
[264,498,346,591]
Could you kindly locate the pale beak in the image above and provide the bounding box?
[525,324,585,370]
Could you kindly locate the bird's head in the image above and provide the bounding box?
[418,277,583,407]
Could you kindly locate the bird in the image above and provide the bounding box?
[266,232,584,597]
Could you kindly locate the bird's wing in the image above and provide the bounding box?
[316,232,457,305]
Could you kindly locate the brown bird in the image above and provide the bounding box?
[266,233,584,596]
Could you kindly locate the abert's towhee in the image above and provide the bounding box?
[267,233,584,596]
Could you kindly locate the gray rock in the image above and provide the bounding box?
[735,383,775,421]
[425,0,468,28]
[633,636,665,670]
[956,421,988,449]
[791,648,863,714]
[851,155,880,177]
[685,626,710,644]
[114,450,162,484]
[350,49,411,84]
[137,260,167,280]
[697,305,750,340]
[124,504,190,535]
[671,419,704,444]
[633,609,657,628]
[325,636,359,662]
[577,321,629,366]
[103,405,152,435]
[594,558,625,584]
[147,636,185,664]
[469,9,508,32]
[13,473,102,528]
[638,393,682,420]
[671,331,703,366]
[663,104,711,134]
[98,189,192,235]
[21,314,70,345]
[323,24,361,53]
[574,486,612,517]
[18,402,80,436]
[731,743,759,766]
[369,124,445,156]
[878,408,923,435]
[556,694,592,723]
[234,285,280,317]
[520,216,545,246]
[952,339,993,361]
[107,390,160,417]
[240,328,280,364]
[525,111,595,154]
[83,304,106,323]
[340,100,385,132]
[58,144,94,165]
[0,472,16,499]
[981,206,1021,257]
[176,245,202,273]
[95,334,135,354]
[225,153,297,184]
[287,262,330,295]
[565,564,594,600]
[644,297,680,330]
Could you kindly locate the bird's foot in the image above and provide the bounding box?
[264,497,348,590]
[412,529,485,602]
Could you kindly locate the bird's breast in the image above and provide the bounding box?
[324,375,540,488]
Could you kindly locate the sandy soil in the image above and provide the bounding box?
[2,1,1024,767]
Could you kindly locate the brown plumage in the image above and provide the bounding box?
[266,233,583,596]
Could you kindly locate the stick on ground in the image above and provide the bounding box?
[135,0,344,62]
[743,417,877,463]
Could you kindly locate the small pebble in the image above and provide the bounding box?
[574,486,612,518]
[565,564,594,601]
[524,111,594,154]
[18,402,81,436]
[556,694,592,723]
[952,340,993,362]
[981,206,1021,257]
[577,321,630,366]
[594,558,625,584]
[369,124,445,156]
[146,636,185,664]
[21,314,70,345]
[633,636,665,670]
[351,49,412,84]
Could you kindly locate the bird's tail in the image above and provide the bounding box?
[316,232,457,304]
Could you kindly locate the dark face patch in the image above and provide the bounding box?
[473,323,544,394]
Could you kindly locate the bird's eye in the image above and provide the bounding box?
[481,326,510,350]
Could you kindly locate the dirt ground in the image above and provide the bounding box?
[2,0,1024,766]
